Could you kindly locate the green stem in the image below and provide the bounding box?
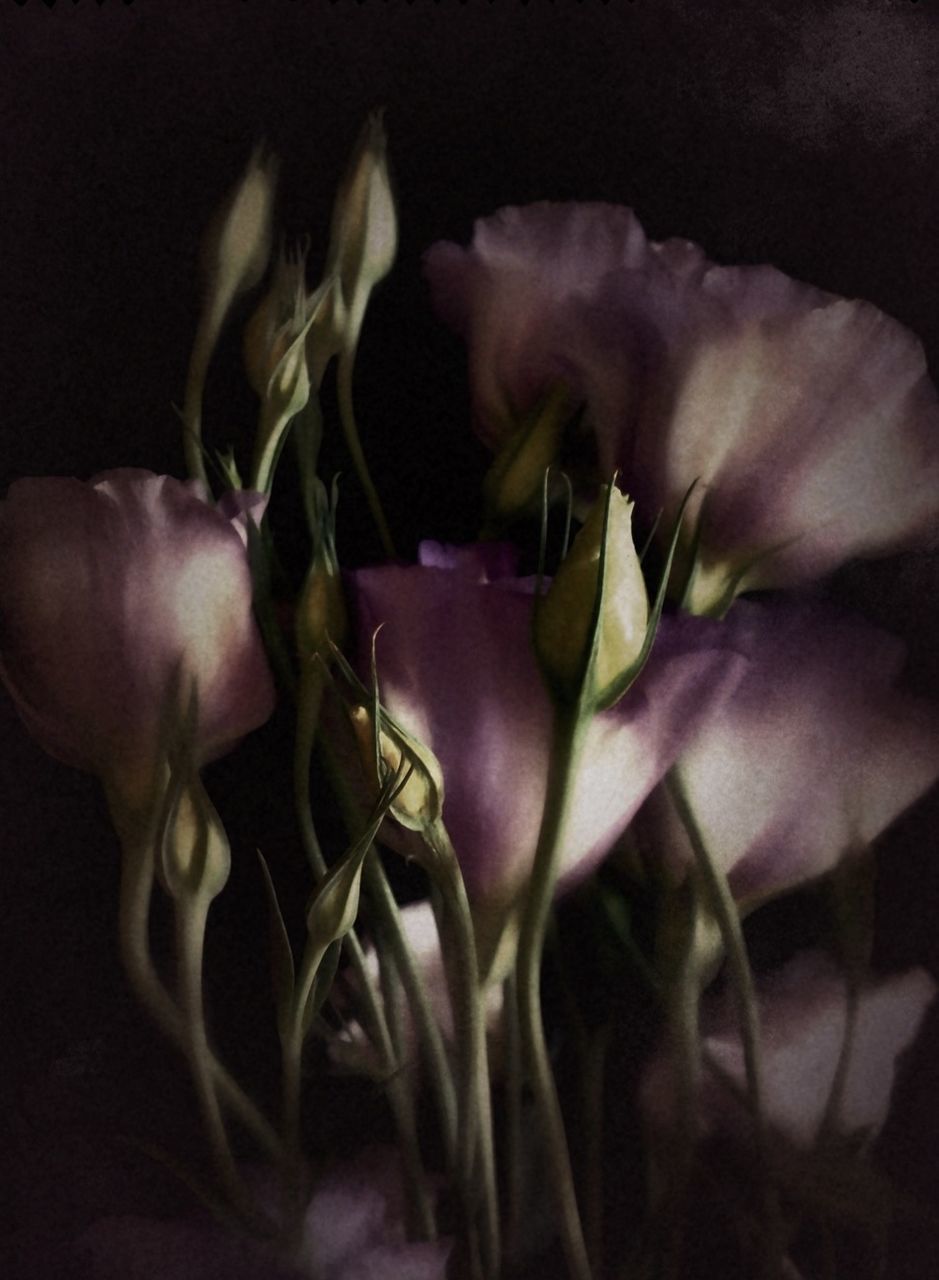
[114,816,284,1162]
[175,893,252,1215]
[182,302,224,489]
[336,342,397,560]
[515,703,593,1280]
[314,733,460,1183]
[502,970,525,1268]
[292,712,436,1240]
[426,825,501,1277]
[665,768,783,1279]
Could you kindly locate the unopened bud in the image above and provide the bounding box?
[535,484,649,704]
[305,840,368,947]
[327,112,397,325]
[483,385,571,522]
[202,146,278,315]
[348,704,443,829]
[297,556,347,661]
[161,776,231,903]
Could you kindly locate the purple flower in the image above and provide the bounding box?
[78,1147,451,1280]
[640,599,939,906]
[640,950,936,1149]
[0,469,274,795]
[348,542,746,913]
[426,204,939,608]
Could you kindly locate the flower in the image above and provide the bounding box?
[640,950,936,1150]
[425,203,939,610]
[0,469,275,800]
[348,542,745,915]
[638,599,939,907]
[78,1148,452,1280]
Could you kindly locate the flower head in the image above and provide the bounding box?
[348,542,745,914]
[426,203,939,607]
[0,470,274,800]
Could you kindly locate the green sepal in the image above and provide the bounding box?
[592,479,699,712]
[301,939,342,1036]
[256,849,296,1043]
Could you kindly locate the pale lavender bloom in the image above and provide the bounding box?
[426,204,939,607]
[79,1147,451,1280]
[349,542,746,913]
[643,599,939,906]
[641,950,936,1149]
[0,469,274,789]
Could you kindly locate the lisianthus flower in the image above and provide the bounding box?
[0,469,275,799]
[348,541,746,916]
[640,950,936,1150]
[638,599,939,907]
[78,1147,451,1280]
[426,203,939,610]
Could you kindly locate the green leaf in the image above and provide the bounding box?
[256,850,296,1041]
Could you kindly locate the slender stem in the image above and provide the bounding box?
[427,825,501,1276]
[363,859,459,1170]
[666,768,783,1279]
[502,970,525,1267]
[515,703,593,1280]
[336,341,397,560]
[114,815,284,1161]
[175,893,250,1213]
[291,713,436,1240]
[182,302,224,488]
[313,732,460,1182]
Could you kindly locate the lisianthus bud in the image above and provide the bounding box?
[534,484,648,705]
[295,479,346,661]
[482,384,571,524]
[348,704,443,829]
[160,775,232,903]
[242,241,309,397]
[327,112,397,332]
[201,145,277,319]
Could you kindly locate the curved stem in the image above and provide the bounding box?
[515,704,593,1280]
[175,892,251,1213]
[115,820,284,1162]
[336,342,397,560]
[292,708,436,1240]
[426,826,500,1276]
[182,302,224,489]
[666,768,783,1279]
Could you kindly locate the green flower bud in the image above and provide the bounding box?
[160,775,231,904]
[201,145,278,321]
[534,484,648,705]
[482,384,571,524]
[326,112,397,336]
[348,704,444,830]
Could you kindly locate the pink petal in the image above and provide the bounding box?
[0,471,274,778]
[349,549,746,910]
[645,599,939,904]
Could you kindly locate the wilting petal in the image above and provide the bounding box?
[0,470,274,786]
[641,951,936,1149]
[349,542,746,912]
[643,599,939,905]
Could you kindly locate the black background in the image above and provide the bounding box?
[2,2,939,1277]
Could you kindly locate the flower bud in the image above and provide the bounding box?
[327,112,397,330]
[534,484,648,704]
[243,240,308,397]
[348,704,443,830]
[160,775,232,904]
[482,384,571,523]
[202,145,278,317]
[305,837,369,948]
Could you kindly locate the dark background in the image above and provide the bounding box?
[2,2,939,1276]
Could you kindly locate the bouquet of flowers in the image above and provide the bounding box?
[3,115,938,1280]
